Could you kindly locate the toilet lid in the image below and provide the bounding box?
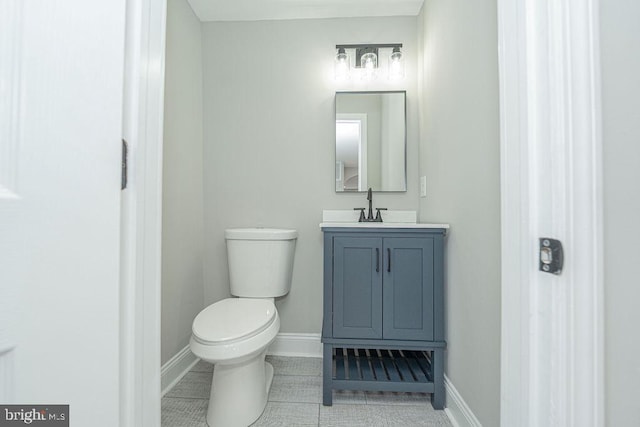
[192,298,276,344]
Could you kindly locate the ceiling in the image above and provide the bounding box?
[187,0,424,22]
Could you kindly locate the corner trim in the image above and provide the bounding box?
[160,345,199,397]
[444,375,482,427]
[267,333,322,358]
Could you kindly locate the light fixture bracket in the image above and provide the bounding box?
[335,44,403,50]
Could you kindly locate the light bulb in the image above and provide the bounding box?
[334,48,350,81]
[361,52,377,81]
[389,47,405,80]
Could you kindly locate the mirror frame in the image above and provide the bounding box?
[334,90,407,193]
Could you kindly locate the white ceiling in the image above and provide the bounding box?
[187,0,424,22]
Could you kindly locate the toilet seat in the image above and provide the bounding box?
[192,298,276,345]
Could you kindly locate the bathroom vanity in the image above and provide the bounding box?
[321,221,448,409]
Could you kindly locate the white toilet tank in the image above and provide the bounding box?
[225,228,297,298]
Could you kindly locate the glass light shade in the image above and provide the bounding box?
[389,48,405,80]
[334,49,350,81]
[361,52,377,80]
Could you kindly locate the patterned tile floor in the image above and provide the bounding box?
[162,356,452,426]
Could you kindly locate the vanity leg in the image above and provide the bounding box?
[322,344,333,406]
[431,349,445,410]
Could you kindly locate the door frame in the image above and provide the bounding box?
[336,113,368,191]
[498,0,604,425]
[126,0,606,424]
[120,0,167,425]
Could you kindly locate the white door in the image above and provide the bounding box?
[0,1,126,425]
[498,0,604,425]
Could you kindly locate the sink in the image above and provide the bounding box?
[320,210,450,229]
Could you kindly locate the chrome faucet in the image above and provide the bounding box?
[354,188,387,222]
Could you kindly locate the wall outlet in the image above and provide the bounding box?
[420,176,427,198]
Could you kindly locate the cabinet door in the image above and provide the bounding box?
[383,237,434,341]
[333,237,383,339]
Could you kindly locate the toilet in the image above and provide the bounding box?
[189,228,297,427]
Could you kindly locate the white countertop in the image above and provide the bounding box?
[320,210,449,229]
[320,222,450,229]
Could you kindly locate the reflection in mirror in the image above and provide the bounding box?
[335,91,406,192]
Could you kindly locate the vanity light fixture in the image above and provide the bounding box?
[335,44,404,81]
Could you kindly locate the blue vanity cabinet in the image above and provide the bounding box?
[322,227,447,410]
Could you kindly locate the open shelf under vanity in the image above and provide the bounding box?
[332,347,435,393]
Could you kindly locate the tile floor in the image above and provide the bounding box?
[162,356,452,426]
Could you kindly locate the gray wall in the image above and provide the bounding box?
[201,17,420,333]
[381,94,405,191]
[161,0,205,365]
[418,1,501,425]
[601,0,640,424]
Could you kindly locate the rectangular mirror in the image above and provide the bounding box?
[335,91,406,192]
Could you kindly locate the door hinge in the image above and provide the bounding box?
[539,238,563,275]
[121,139,128,190]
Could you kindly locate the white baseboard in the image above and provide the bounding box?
[162,335,481,427]
[161,345,199,396]
[444,374,482,427]
[267,333,322,357]
[162,333,321,396]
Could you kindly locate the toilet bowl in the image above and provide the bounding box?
[189,228,297,427]
[190,298,280,426]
